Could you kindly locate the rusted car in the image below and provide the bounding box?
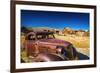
[22,30,79,62]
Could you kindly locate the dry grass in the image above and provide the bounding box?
[54,34,90,49]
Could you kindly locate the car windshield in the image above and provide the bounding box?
[36,33,55,40]
[28,34,35,40]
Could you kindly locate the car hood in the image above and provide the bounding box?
[38,38,71,47]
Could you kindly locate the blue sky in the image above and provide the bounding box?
[21,10,89,30]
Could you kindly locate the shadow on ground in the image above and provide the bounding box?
[78,52,89,60]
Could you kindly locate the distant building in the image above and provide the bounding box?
[62,27,89,36]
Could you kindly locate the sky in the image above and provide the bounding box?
[21,10,89,30]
